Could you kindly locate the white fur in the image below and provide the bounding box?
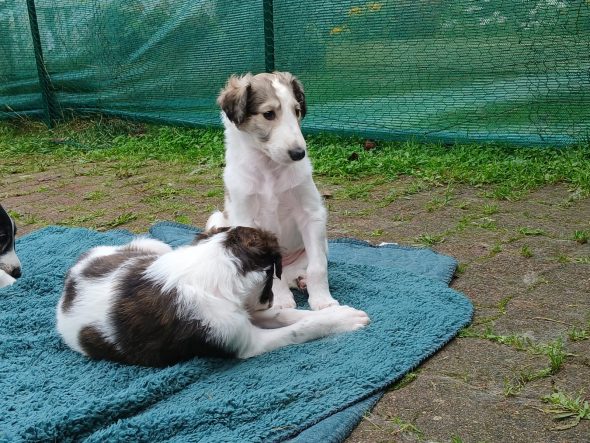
[57,276,120,354]
[56,231,369,362]
[0,270,16,287]
[207,73,337,310]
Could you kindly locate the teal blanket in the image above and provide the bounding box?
[0,223,472,442]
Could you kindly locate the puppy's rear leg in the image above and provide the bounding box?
[239,306,370,358]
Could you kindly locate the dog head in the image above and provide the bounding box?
[0,204,22,284]
[221,226,282,307]
[217,72,307,165]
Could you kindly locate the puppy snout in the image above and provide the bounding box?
[10,268,21,279]
[288,147,306,161]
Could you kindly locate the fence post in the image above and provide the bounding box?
[263,0,275,72]
[26,0,58,127]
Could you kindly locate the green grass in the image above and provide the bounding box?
[572,256,590,264]
[389,371,419,391]
[97,212,138,230]
[415,233,445,246]
[568,320,590,342]
[518,227,545,236]
[460,328,569,396]
[490,242,503,256]
[8,210,42,225]
[83,190,107,201]
[388,417,424,439]
[2,118,590,202]
[482,203,499,215]
[572,230,589,244]
[520,245,533,258]
[541,390,590,430]
[504,367,553,397]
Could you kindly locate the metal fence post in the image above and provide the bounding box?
[26,0,58,127]
[263,0,275,72]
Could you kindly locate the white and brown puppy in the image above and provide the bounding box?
[207,72,336,310]
[0,204,21,288]
[56,227,369,367]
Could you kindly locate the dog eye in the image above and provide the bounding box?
[262,111,276,121]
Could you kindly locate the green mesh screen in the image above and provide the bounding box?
[1,0,590,145]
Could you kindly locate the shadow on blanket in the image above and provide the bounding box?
[0,223,472,442]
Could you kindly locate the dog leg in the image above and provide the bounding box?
[298,219,338,310]
[250,307,316,328]
[239,305,370,358]
[271,277,297,309]
[0,269,16,288]
[291,186,338,310]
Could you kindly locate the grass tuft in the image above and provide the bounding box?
[541,390,590,430]
[572,230,589,244]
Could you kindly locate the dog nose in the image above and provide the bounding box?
[288,147,306,161]
[10,268,21,279]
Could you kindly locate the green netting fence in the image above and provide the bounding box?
[1,0,590,145]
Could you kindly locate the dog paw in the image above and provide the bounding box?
[0,270,16,288]
[326,305,370,333]
[308,294,339,311]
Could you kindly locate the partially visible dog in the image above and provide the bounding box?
[0,204,21,288]
[207,72,337,310]
[56,227,369,367]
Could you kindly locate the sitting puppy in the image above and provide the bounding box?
[56,227,369,367]
[207,72,338,311]
[0,204,21,288]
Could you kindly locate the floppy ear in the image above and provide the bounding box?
[259,254,282,307]
[217,74,252,125]
[273,254,282,280]
[259,268,275,307]
[291,76,307,119]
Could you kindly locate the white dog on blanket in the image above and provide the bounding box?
[207,72,337,310]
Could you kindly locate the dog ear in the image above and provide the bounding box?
[258,253,282,307]
[273,254,282,280]
[217,74,252,125]
[291,76,307,119]
[259,267,275,307]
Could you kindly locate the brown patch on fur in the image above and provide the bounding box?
[61,272,78,313]
[79,325,124,362]
[81,251,146,279]
[217,74,253,125]
[192,226,230,244]
[98,256,234,367]
[274,72,307,119]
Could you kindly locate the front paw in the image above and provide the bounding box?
[308,293,339,311]
[0,271,16,288]
[327,305,370,333]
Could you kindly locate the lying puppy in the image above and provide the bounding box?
[207,72,337,311]
[0,204,21,288]
[56,227,369,367]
